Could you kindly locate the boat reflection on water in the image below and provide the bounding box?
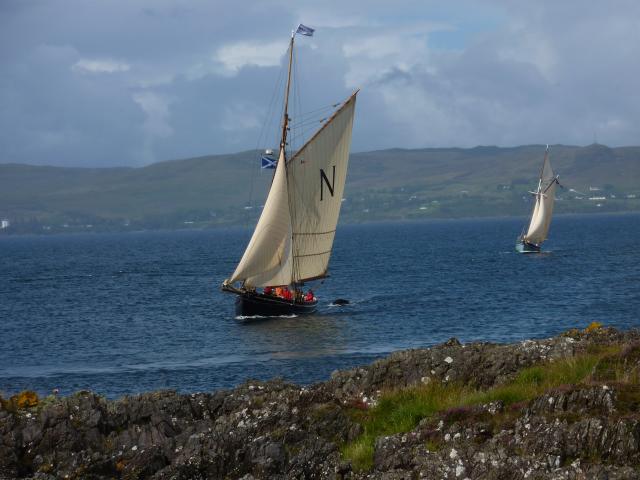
[234,309,352,361]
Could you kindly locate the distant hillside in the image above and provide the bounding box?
[1,144,639,234]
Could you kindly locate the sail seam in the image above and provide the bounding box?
[298,273,328,282]
[293,230,336,236]
[294,250,331,258]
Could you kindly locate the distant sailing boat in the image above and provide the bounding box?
[516,146,560,253]
[221,25,358,316]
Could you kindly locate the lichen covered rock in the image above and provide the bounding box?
[0,326,638,479]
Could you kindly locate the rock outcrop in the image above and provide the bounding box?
[1,326,639,479]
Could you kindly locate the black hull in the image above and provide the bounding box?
[235,292,318,317]
[515,240,541,253]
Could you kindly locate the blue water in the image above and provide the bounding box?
[1,214,638,399]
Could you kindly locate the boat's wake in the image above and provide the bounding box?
[235,314,298,321]
[328,301,354,307]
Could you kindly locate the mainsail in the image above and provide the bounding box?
[523,149,557,245]
[229,93,357,288]
[287,94,357,282]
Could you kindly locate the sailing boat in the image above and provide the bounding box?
[516,146,560,253]
[221,25,358,316]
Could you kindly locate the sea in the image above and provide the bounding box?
[1,213,638,399]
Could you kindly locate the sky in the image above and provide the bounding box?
[1,0,639,167]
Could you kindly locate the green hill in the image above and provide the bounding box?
[1,144,639,234]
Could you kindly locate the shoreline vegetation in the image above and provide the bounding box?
[2,323,640,478]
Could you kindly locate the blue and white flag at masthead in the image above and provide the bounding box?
[295,24,314,36]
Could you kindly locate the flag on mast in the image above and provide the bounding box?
[261,155,277,169]
[295,24,314,36]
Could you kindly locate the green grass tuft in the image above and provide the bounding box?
[342,344,633,471]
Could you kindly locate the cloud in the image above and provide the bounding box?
[1,0,640,167]
[221,101,262,133]
[341,23,449,87]
[72,59,131,74]
[132,91,174,163]
[214,40,288,76]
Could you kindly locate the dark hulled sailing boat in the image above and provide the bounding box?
[516,146,560,253]
[221,25,358,316]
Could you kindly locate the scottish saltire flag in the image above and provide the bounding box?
[261,155,277,169]
[295,24,314,36]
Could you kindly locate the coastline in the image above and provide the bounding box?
[1,210,639,239]
[2,325,639,479]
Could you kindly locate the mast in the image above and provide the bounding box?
[225,34,297,290]
[536,145,549,193]
[280,33,295,157]
[282,32,297,287]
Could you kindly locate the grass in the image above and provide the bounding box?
[342,343,637,471]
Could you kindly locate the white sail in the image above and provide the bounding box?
[229,148,293,287]
[226,28,357,291]
[524,151,557,245]
[287,93,357,282]
[228,94,357,287]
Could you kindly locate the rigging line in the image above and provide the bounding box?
[290,117,328,129]
[245,57,287,229]
[296,61,307,155]
[289,124,326,143]
[288,130,320,146]
[292,46,303,156]
[291,110,331,122]
[293,111,333,124]
[267,66,287,156]
[542,177,560,195]
[257,60,286,151]
[294,101,342,118]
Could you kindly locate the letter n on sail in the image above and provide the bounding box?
[320,166,336,201]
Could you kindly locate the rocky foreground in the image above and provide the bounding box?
[2,326,640,479]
